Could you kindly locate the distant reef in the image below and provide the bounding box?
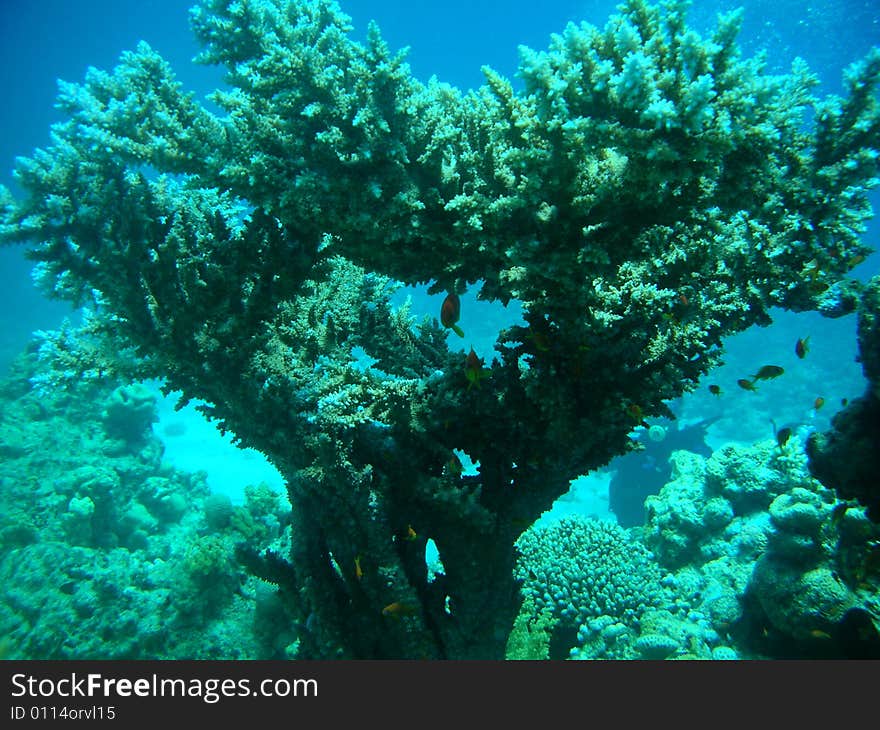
[0,342,293,659]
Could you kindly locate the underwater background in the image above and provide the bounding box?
[0,0,879,659]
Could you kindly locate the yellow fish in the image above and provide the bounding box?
[382,602,418,619]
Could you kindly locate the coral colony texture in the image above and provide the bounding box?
[1,0,880,659]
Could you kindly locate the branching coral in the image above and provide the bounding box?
[513,516,676,658]
[516,517,667,628]
[1,0,878,658]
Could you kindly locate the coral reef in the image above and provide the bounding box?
[644,438,880,657]
[1,0,879,657]
[807,275,880,521]
[0,345,290,659]
[608,415,715,527]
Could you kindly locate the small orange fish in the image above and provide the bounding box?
[678,292,689,307]
[382,601,418,618]
[404,524,418,541]
[624,403,649,428]
[440,293,464,337]
[708,384,722,396]
[737,378,758,392]
[809,629,832,640]
[813,396,825,411]
[465,348,491,390]
[795,337,810,359]
[354,555,363,581]
[848,254,865,268]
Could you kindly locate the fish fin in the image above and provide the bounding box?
[452,324,464,338]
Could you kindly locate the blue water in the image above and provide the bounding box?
[0,0,879,660]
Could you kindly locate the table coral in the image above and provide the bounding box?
[1,0,879,657]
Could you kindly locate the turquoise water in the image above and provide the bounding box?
[0,0,879,659]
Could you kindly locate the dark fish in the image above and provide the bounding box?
[813,396,825,411]
[382,601,418,618]
[625,402,649,427]
[838,607,880,659]
[527,327,551,352]
[737,378,758,392]
[776,427,792,449]
[708,384,722,396]
[752,365,784,381]
[795,337,810,359]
